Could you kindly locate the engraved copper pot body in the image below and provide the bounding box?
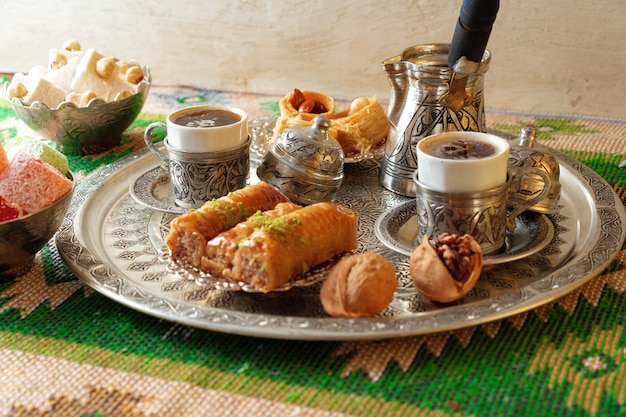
[379,43,490,196]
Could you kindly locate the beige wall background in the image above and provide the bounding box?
[1,0,624,118]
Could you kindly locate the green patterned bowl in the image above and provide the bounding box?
[5,67,151,156]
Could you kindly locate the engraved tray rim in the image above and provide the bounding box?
[55,146,626,341]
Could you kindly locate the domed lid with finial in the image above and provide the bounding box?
[256,115,344,205]
[274,115,344,177]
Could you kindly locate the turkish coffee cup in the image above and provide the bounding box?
[144,104,250,208]
[414,132,551,255]
[161,104,248,152]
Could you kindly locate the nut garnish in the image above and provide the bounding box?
[298,98,316,113]
[96,57,117,79]
[7,81,28,100]
[409,233,483,303]
[290,88,328,114]
[63,39,81,51]
[49,51,68,70]
[290,88,306,109]
[124,65,145,84]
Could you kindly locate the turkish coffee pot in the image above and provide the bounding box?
[379,0,500,196]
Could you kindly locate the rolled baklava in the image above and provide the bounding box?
[165,182,289,268]
[201,201,302,276]
[201,202,358,292]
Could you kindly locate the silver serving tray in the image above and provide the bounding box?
[55,145,626,340]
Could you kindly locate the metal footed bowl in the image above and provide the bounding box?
[5,67,151,156]
[0,172,75,276]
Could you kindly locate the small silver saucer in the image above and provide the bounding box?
[129,166,188,214]
[374,200,555,266]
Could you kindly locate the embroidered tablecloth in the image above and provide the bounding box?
[1,76,625,416]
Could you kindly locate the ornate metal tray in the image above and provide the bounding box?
[55,145,626,340]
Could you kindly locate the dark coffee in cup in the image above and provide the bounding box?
[173,109,241,128]
[424,139,496,160]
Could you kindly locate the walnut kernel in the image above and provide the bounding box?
[409,233,483,303]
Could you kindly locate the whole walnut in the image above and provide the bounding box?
[409,233,483,303]
[320,252,397,318]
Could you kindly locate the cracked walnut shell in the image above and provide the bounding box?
[320,252,397,318]
[409,233,483,303]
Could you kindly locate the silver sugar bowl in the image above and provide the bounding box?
[256,115,344,205]
[507,125,561,214]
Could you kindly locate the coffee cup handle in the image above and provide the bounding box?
[144,122,170,165]
[505,167,552,232]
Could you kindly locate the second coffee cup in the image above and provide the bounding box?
[414,131,551,255]
[144,104,250,209]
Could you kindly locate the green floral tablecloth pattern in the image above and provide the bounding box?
[0,78,625,417]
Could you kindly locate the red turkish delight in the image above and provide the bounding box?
[0,196,23,222]
[0,151,72,214]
